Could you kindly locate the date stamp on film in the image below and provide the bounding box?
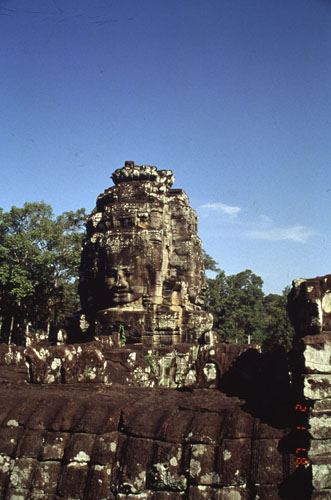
[295,402,309,468]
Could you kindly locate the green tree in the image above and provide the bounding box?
[202,250,220,272]
[204,269,265,344]
[261,287,295,352]
[0,202,86,344]
[203,257,295,350]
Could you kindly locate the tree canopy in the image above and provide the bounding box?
[202,250,220,272]
[0,216,295,351]
[202,252,295,351]
[0,202,86,343]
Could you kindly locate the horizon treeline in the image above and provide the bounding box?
[0,202,294,350]
[202,251,295,352]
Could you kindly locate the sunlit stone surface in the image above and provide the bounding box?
[77,161,213,345]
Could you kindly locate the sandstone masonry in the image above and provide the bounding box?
[72,161,213,346]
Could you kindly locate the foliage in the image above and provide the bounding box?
[144,353,158,374]
[204,265,294,352]
[118,324,126,347]
[204,269,265,344]
[0,208,295,352]
[261,288,295,352]
[0,202,86,343]
[202,250,220,272]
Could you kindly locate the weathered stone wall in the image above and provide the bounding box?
[0,373,294,500]
[0,340,258,389]
[0,336,301,499]
[1,160,330,498]
[288,276,331,498]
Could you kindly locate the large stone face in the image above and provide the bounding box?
[76,161,213,345]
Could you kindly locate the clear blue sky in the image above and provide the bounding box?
[1,0,331,294]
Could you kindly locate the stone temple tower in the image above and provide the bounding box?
[75,161,213,345]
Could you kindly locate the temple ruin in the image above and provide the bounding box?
[73,161,213,345]
[0,162,329,499]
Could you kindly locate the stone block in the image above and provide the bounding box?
[116,492,154,500]
[49,399,85,432]
[26,399,64,430]
[0,454,14,489]
[310,421,331,440]
[147,441,186,491]
[250,439,284,484]
[0,427,23,456]
[25,346,54,384]
[188,443,220,485]
[313,398,331,412]
[309,439,331,459]
[57,462,89,499]
[302,335,331,374]
[122,402,179,441]
[5,402,35,428]
[84,464,115,499]
[162,408,195,443]
[41,432,70,460]
[310,398,331,439]
[255,421,289,439]
[187,412,225,444]
[61,343,106,383]
[63,432,95,463]
[9,457,37,490]
[188,486,217,500]
[303,374,331,400]
[30,460,61,496]
[116,437,154,494]
[312,463,331,490]
[75,400,122,434]
[92,431,126,466]
[217,439,251,486]
[218,488,251,500]
[30,494,60,500]
[116,490,155,500]
[16,429,46,458]
[224,408,255,439]
[0,400,10,426]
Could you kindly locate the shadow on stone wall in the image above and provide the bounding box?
[278,436,312,499]
[218,346,313,499]
[219,347,292,428]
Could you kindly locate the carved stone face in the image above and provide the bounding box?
[103,250,147,307]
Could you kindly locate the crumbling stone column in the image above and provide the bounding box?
[288,276,331,497]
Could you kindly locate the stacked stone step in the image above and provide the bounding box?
[288,275,331,497]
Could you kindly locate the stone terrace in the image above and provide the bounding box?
[0,365,295,500]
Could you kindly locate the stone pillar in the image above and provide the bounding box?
[288,276,331,497]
